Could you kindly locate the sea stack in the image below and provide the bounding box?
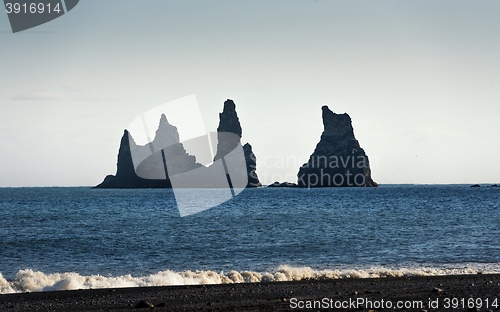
[94,114,199,188]
[95,100,261,188]
[214,100,242,161]
[297,106,377,187]
[95,130,171,188]
[214,100,262,188]
[243,143,262,187]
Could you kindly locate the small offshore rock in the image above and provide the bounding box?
[267,181,298,188]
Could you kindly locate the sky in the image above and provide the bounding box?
[1,0,499,187]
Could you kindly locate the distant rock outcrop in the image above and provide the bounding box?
[297,106,377,187]
[95,100,261,188]
[267,181,298,188]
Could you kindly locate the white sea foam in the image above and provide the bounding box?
[1,264,500,294]
[0,273,16,294]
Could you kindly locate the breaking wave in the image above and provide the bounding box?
[2,264,500,294]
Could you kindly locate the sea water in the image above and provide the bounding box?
[0,185,499,293]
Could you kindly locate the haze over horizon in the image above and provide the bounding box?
[1,1,499,187]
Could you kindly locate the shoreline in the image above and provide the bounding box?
[1,274,499,311]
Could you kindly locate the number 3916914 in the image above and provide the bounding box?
[5,2,62,14]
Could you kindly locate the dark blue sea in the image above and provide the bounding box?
[1,185,499,293]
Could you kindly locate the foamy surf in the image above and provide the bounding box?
[1,264,500,294]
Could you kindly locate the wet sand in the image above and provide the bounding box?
[1,274,499,311]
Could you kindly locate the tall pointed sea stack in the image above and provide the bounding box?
[95,129,172,188]
[215,99,261,188]
[243,143,261,187]
[214,100,242,161]
[297,106,377,187]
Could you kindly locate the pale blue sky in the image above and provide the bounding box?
[1,0,499,186]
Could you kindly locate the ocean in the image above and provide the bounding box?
[1,185,499,294]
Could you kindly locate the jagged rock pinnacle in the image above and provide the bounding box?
[321,106,355,138]
[159,113,169,125]
[152,113,180,149]
[217,99,242,138]
[297,106,377,187]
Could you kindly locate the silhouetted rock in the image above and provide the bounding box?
[470,184,481,188]
[94,130,171,188]
[214,100,242,161]
[267,181,298,188]
[134,114,201,180]
[297,106,377,187]
[213,99,261,188]
[244,143,262,187]
[95,114,200,188]
[95,100,261,188]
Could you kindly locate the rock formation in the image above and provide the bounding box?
[213,100,261,188]
[214,100,242,161]
[297,106,377,187]
[95,113,199,188]
[267,181,298,188]
[95,130,171,188]
[95,100,261,188]
[244,143,262,187]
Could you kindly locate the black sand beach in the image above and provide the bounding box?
[1,274,499,311]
